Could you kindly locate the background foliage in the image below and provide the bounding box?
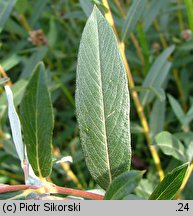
[0,0,193,199]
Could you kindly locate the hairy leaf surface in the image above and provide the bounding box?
[76,7,131,190]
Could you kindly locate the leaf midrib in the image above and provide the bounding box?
[153,170,184,200]
[95,13,112,184]
[35,74,42,178]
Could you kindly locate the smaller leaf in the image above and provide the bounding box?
[48,16,57,48]
[133,86,165,101]
[121,0,146,41]
[143,0,169,31]
[80,0,94,17]
[168,94,185,125]
[0,0,17,32]
[149,163,189,200]
[20,62,54,178]
[140,46,175,105]
[150,99,165,138]
[155,131,187,162]
[4,85,24,162]
[184,104,193,125]
[105,171,143,200]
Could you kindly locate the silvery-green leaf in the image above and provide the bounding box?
[155,131,187,162]
[76,6,131,190]
[4,85,24,162]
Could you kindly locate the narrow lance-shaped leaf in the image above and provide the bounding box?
[121,0,146,42]
[20,62,54,178]
[140,45,175,106]
[0,0,17,32]
[168,94,185,125]
[149,99,165,139]
[184,104,193,125]
[4,85,24,162]
[143,0,169,31]
[76,6,131,190]
[149,163,189,200]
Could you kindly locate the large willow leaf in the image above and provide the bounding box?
[20,62,54,178]
[76,6,131,190]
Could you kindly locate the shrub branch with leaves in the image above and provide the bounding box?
[0,0,193,200]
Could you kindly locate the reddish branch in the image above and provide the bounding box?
[0,185,36,193]
[54,186,104,200]
[0,184,104,200]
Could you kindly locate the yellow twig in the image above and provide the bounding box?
[101,0,164,181]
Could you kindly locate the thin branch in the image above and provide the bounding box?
[53,186,104,200]
[0,184,104,200]
[0,185,35,193]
